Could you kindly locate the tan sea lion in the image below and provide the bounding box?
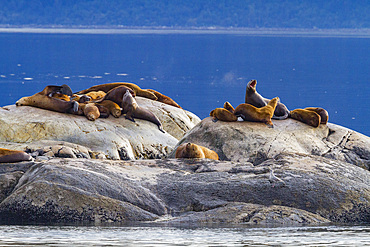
[52,93,71,101]
[96,100,121,118]
[304,107,329,124]
[76,82,157,101]
[245,79,290,120]
[175,143,219,160]
[223,101,235,113]
[210,108,237,122]
[122,90,165,133]
[71,94,92,103]
[234,97,279,128]
[85,91,106,101]
[145,89,182,108]
[290,109,321,127]
[83,103,100,121]
[16,93,79,114]
[0,148,32,163]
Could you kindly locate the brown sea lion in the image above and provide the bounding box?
[96,100,121,118]
[0,148,32,163]
[145,89,182,108]
[83,103,100,121]
[245,79,290,120]
[304,107,329,124]
[223,101,235,113]
[71,94,92,103]
[210,108,237,122]
[175,142,219,160]
[234,97,279,128]
[290,109,321,128]
[16,93,79,114]
[76,82,157,101]
[96,86,135,107]
[85,91,106,101]
[122,90,165,133]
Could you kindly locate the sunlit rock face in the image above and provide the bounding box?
[0,97,200,160]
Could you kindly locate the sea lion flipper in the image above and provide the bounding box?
[212,118,219,123]
[72,101,79,113]
[125,115,136,122]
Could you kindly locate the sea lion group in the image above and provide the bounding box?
[210,79,329,128]
[5,79,329,163]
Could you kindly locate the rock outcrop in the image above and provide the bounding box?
[0,106,369,226]
[0,97,200,160]
[170,117,370,170]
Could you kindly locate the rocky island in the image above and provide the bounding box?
[0,96,369,226]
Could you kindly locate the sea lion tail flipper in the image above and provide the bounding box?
[212,118,219,123]
[272,111,290,120]
[265,121,274,128]
[125,115,136,122]
[158,125,165,133]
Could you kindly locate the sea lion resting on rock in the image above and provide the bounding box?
[0,148,32,163]
[16,88,79,114]
[39,84,73,97]
[96,86,135,106]
[122,90,165,133]
[305,107,329,124]
[175,142,219,160]
[76,82,157,101]
[145,89,182,108]
[290,109,321,128]
[245,79,290,120]
[210,101,237,122]
[95,100,121,118]
[76,102,109,120]
[234,97,279,128]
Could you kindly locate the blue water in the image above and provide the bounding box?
[0,29,369,136]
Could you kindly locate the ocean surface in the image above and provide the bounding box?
[0,28,369,245]
[0,224,369,246]
[0,28,369,136]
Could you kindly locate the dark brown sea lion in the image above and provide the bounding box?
[16,93,79,114]
[0,148,32,163]
[304,107,329,124]
[39,84,73,97]
[175,142,219,160]
[245,79,290,120]
[96,86,135,106]
[234,97,279,128]
[145,89,182,108]
[95,100,121,118]
[210,108,237,122]
[290,109,321,128]
[76,82,157,100]
[122,90,165,133]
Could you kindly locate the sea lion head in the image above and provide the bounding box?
[247,79,257,92]
[15,97,29,106]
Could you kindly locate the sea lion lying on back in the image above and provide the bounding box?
[122,90,165,133]
[0,148,32,163]
[245,79,290,120]
[76,82,157,101]
[234,97,279,128]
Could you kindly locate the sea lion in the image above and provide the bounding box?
[304,107,329,124]
[83,103,100,121]
[95,100,121,118]
[16,93,79,114]
[52,93,71,101]
[76,82,157,101]
[0,148,32,163]
[145,89,182,108]
[71,94,92,103]
[39,84,73,97]
[85,91,106,101]
[96,86,135,106]
[234,97,279,128]
[290,109,321,128]
[122,90,165,133]
[223,101,235,113]
[175,142,219,160]
[245,79,290,120]
[210,108,237,122]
